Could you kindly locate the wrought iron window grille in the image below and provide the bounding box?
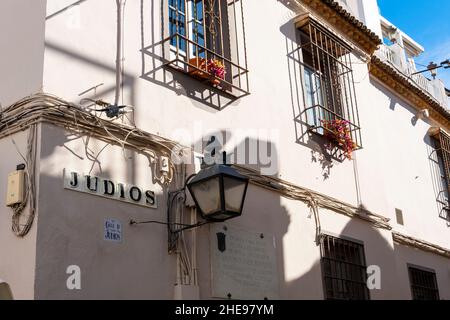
[320,234,370,300]
[164,0,249,97]
[430,130,450,221]
[293,15,362,159]
[408,266,440,300]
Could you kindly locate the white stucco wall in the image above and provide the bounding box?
[34,123,174,299]
[0,0,46,106]
[38,0,450,299]
[41,0,450,244]
[43,0,364,208]
[0,129,40,300]
[1,0,449,299]
[340,0,383,38]
[34,124,419,299]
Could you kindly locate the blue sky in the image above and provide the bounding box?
[378,0,450,87]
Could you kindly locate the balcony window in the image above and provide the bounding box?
[408,266,440,300]
[320,235,370,300]
[295,16,362,158]
[165,0,249,97]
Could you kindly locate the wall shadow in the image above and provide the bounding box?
[190,130,279,177]
[45,25,139,183]
[370,79,449,225]
[32,123,408,300]
[285,218,398,300]
[46,0,89,20]
[44,41,137,111]
[190,133,397,300]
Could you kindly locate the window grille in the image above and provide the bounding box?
[165,0,249,97]
[408,266,440,300]
[295,15,362,152]
[431,130,450,221]
[320,235,370,300]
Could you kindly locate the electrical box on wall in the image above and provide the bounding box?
[6,170,25,207]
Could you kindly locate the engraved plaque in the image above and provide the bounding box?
[210,224,279,300]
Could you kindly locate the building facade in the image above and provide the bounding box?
[0,0,449,300]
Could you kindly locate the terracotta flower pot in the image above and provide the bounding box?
[188,57,221,86]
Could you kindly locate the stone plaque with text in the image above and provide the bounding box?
[210,224,279,300]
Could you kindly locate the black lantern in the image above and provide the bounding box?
[187,164,249,222]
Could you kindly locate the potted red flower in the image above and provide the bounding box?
[321,119,357,160]
[188,58,226,86]
[207,59,226,80]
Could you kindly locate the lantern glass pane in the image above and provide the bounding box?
[190,177,221,215]
[223,177,246,212]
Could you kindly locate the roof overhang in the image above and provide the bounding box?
[289,0,382,56]
[370,56,450,130]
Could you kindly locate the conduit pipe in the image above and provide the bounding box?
[115,0,126,106]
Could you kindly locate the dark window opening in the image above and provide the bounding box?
[408,266,440,300]
[320,235,370,300]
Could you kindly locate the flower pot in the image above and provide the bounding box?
[188,58,221,86]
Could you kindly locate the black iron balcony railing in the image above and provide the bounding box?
[163,0,249,97]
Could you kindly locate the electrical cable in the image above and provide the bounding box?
[0,93,391,242]
[11,124,37,237]
[232,164,392,231]
[0,93,184,237]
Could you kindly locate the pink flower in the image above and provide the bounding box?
[320,119,356,160]
[208,59,226,80]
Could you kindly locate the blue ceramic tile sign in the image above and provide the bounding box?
[104,219,122,243]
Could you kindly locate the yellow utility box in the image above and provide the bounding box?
[6,170,25,207]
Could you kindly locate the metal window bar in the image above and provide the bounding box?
[320,235,370,300]
[169,0,185,50]
[296,17,362,152]
[437,130,450,192]
[191,0,205,57]
[165,0,249,97]
[431,134,450,221]
[408,267,440,300]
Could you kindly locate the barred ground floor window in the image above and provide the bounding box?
[320,235,370,300]
[408,266,440,300]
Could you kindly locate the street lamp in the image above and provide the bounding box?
[428,62,439,79]
[411,60,450,78]
[187,162,249,222]
[130,152,249,252]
